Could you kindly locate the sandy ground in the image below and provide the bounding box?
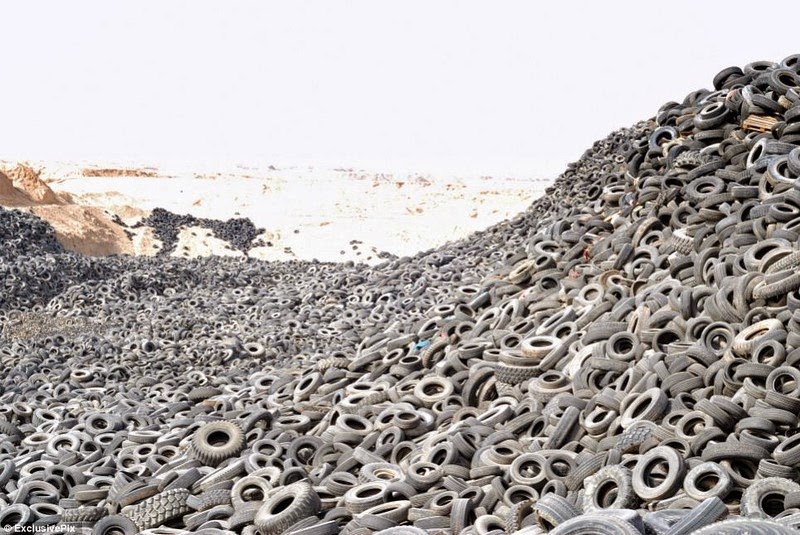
[0,160,552,264]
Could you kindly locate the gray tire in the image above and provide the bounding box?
[582,466,637,512]
[664,497,727,535]
[549,514,642,535]
[255,481,322,535]
[688,518,797,534]
[93,515,138,535]
[741,477,800,519]
[120,488,191,530]
[191,421,246,466]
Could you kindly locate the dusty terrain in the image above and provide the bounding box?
[0,160,551,263]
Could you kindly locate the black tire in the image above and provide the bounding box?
[714,66,744,90]
[191,421,246,466]
[93,515,138,535]
[254,481,322,535]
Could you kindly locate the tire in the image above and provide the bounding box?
[732,319,785,357]
[508,453,547,487]
[413,376,455,407]
[450,498,476,534]
[231,475,273,508]
[714,66,744,89]
[619,388,668,428]
[564,452,606,491]
[504,499,535,533]
[632,446,685,501]
[530,493,580,530]
[360,500,411,524]
[286,520,341,535]
[741,477,800,519]
[688,518,797,534]
[191,421,246,466]
[549,514,642,535]
[228,501,263,531]
[61,505,106,524]
[0,420,22,442]
[683,462,733,501]
[643,510,686,535]
[119,488,191,530]
[753,272,800,300]
[544,406,580,449]
[255,481,322,535]
[582,466,637,512]
[521,336,561,359]
[93,515,138,535]
[614,421,656,454]
[701,442,769,464]
[777,513,800,529]
[0,505,33,527]
[773,433,800,466]
[374,528,427,535]
[193,488,233,512]
[344,482,387,514]
[495,362,539,385]
[664,497,727,535]
[163,467,203,491]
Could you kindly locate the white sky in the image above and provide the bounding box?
[2,1,800,177]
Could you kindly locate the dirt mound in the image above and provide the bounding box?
[0,171,16,197]
[82,167,158,177]
[0,163,157,256]
[4,164,63,204]
[28,205,136,256]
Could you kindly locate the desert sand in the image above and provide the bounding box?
[0,160,551,264]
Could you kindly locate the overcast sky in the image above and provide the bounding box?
[2,1,800,176]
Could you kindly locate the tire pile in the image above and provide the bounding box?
[5,56,800,534]
[128,207,265,256]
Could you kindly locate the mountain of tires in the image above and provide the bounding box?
[4,55,800,534]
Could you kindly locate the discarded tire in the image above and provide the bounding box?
[5,53,800,534]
